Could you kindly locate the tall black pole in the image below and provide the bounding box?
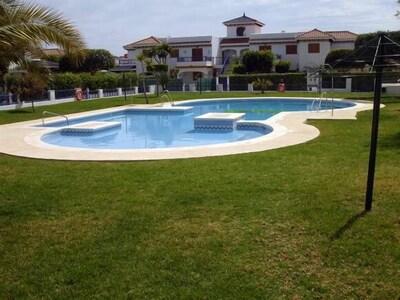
[123,72,127,102]
[365,34,384,211]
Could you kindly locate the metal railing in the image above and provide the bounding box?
[117,59,135,66]
[310,92,328,112]
[161,90,174,106]
[42,111,69,126]
[177,56,213,63]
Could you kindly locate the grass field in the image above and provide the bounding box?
[0,92,399,298]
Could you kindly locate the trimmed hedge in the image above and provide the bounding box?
[48,72,138,90]
[228,73,306,85]
[274,60,291,73]
[242,50,274,73]
[48,73,81,90]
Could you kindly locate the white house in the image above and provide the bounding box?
[122,14,358,84]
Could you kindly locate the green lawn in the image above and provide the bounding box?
[0,92,399,298]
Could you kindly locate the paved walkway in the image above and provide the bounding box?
[0,99,374,161]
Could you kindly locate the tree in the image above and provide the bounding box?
[58,55,79,72]
[242,50,274,73]
[324,49,354,69]
[20,73,46,112]
[252,78,272,93]
[81,49,114,73]
[0,0,86,90]
[355,31,400,68]
[147,43,173,91]
[45,54,61,63]
[59,49,114,73]
[137,52,152,104]
[148,43,173,64]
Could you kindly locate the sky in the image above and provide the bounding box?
[34,0,399,56]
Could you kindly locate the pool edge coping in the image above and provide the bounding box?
[0,97,375,161]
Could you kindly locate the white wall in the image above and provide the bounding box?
[331,41,355,50]
[248,43,300,71]
[226,25,262,37]
[211,37,221,59]
[298,40,331,71]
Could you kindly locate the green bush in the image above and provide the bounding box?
[117,73,138,88]
[95,73,118,89]
[48,72,138,90]
[324,49,354,68]
[79,73,96,90]
[232,64,246,74]
[4,73,21,93]
[242,50,274,73]
[274,60,291,73]
[48,73,81,90]
[252,78,273,93]
[228,73,306,86]
[152,64,168,72]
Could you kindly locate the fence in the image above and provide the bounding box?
[3,74,393,109]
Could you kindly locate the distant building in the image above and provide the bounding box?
[122,14,358,84]
[111,54,136,72]
[41,48,65,57]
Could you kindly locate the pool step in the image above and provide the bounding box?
[61,121,121,134]
[194,113,245,130]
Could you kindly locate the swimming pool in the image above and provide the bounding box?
[0,97,371,161]
[41,98,355,150]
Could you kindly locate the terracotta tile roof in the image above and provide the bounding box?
[168,36,212,45]
[220,38,249,45]
[250,32,302,42]
[296,29,335,40]
[223,14,264,27]
[123,36,163,50]
[326,31,358,41]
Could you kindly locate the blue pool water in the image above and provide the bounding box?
[41,98,355,149]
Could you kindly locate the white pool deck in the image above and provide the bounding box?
[0,98,375,161]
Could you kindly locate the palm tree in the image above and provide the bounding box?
[252,78,273,94]
[0,0,86,90]
[154,43,173,64]
[137,52,153,104]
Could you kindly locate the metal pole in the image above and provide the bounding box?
[365,34,384,211]
[199,75,202,94]
[123,72,127,102]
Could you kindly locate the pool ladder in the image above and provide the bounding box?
[42,111,69,126]
[310,92,328,112]
[161,90,174,106]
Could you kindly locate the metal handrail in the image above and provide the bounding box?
[42,111,69,126]
[220,56,231,75]
[161,90,174,106]
[310,92,327,112]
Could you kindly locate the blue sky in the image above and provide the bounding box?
[34,0,399,56]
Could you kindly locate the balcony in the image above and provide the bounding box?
[117,58,136,66]
[176,56,214,68]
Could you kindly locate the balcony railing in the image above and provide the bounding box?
[117,59,135,66]
[177,56,213,63]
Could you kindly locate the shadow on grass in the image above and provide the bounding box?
[380,131,400,149]
[330,210,368,241]
[6,109,33,114]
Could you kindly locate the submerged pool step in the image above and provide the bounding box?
[194,113,245,130]
[60,121,121,135]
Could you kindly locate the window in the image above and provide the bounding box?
[170,49,179,58]
[286,45,297,55]
[236,27,245,36]
[308,43,320,53]
[259,45,271,51]
[192,48,203,61]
